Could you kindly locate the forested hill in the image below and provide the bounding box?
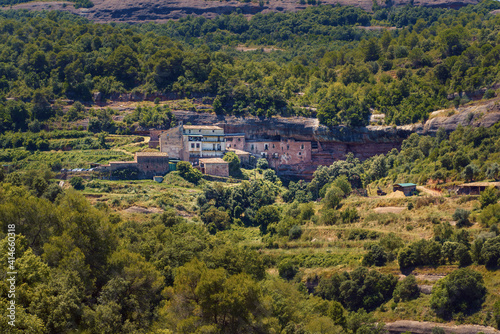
[0,0,482,21]
[2,1,500,132]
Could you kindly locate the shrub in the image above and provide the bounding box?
[481,236,500,269]
[223,152,241,177]
[201,206,231,234]
[320,209,341,225]
[430,268,486,318]
[323,186,344,209]
[455,244,472,267]
[177,161,202,184]
[316,267,397,311]
[340,207,359,224]
[69,176,85,190]
[393,275,420,303]
[256,158,269,170]
[362,244,388,267]
[478,204,500,227]
[453,208,471,228]
[289,225,303,240]
[479,187,499,209]
[278,258,298,280]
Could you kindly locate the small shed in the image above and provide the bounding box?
[457,182,500,195]
[153,176,164,183]
[199,158,229,177]
[393,183,417,196]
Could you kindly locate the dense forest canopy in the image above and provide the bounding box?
[1,1,500,128]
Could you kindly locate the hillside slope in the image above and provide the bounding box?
[3,0,481,22]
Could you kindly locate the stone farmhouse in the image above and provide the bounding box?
[159,125,226,162]
[157,124,312,175]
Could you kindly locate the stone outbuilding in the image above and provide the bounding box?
[199,158,229,177]
[99,152,169,179]
[457,181,500,195]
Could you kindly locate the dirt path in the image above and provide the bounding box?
[417,186,443,196]
[373,206,406,214]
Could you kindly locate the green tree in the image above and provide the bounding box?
[479,186,499,209]
[430,268,486,318]
[223,151,241,177]
[255,205,280,234]
[323,186,343,209]
[393,274,420,303]
[453,208,471,228]
[278,258,298,280]
[201,206,231,234]
[70,176,85,190]
[177,161,202,184]
[256,158,269,170]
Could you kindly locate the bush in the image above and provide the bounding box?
[323,186,343,209]
[256,158,269,170]
[453,208,471,228]
[315,267,397,311]
[177,161,202,184]
[393,275,420,303]
[289,225,303,240]
[479,204,500,227]
[398,239,442,270]
[201,206,231,234]
[111,167,139,180]
[223,152,241,177]
[362,244,388,267]
[481,236,500,269]
[430,268,486,318]
[69,176,85,190]
[455,243,472,267]
[479,187,499,209]
[278,259,298,280]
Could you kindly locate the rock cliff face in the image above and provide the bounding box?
[384,321,500,334]
[171,101,500,179]
[5,0,480,22]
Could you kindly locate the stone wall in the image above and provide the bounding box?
[149,130,168,148]
[202,162,229,177]
[160,127,186,160]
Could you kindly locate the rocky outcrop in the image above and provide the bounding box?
[4,0,481,22]
[170,104,500,179]
[410,100,500,135]
[385,321,500,334]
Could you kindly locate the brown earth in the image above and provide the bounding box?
[2,0,481,23]
[385,321,500,334]
[373,206,406,213]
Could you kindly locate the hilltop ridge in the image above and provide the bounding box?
[4,0,481,22]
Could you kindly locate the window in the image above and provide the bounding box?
[272,144,275,148]
[212,130,215,132]
[199,130,201,133]
[265,144,268,150]
[188,130,191,134]
[251,144,254,151]
[287,145,289,150]
[238,138,241,141]
[196,143,200,148]
[191,143,195,148]
[301,144,304,150]
[299,152,302,156]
